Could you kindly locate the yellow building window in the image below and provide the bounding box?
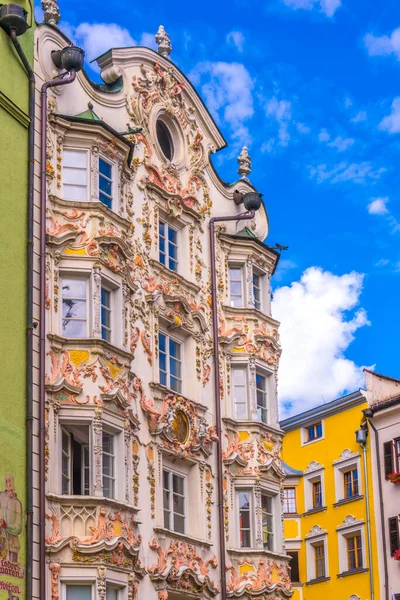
[283,487,297,513]
[312,480,323,509]
[314,543,325,578]
[347,534,362,570]
[306,421,322,442]
[343,468,359,498]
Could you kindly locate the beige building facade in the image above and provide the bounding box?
[31,10,292,600]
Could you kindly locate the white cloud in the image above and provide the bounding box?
[272,267,369,417]
[282,0,341,18]
[266,97,292,146]
[367,197,389,215]
[296,122,311,134]
[318,128,330,142]
[139,32,157,50]
[379,97,400,133]
[309,161,386,184]
[190,62,254,143]
[364,28,400,60]
[328,136,355,152]
[374,258,389,267]
[226,31,245,53]
[351,110,367,123]
[61,22,136,62]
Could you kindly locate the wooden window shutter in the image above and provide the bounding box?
[384,441,394,478]
[388,516,399,556]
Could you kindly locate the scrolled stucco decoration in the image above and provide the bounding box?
[155,25,172,58]
[304,460,324,474]
[348,595,361,600]
[305,524,327,539]
[333,448,359,464]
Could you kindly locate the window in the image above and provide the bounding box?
[288,551,300,583]
[389,516,400,556]
[229,267,244,308]
[232,367,248,419]
[159,220,178,272]
[238,490,251,547]
[283,488,297,513]
[396,439,400,471]
[306,422,323,442]
[156,120,174,161]
[102,432,115,499]
[106,586,119,600]
[312,480,323,509]
[343,469,359,499]
[61,425,90,496]
[66,585,92,600]
[253,273,262,310]
[346,534,362,570]
[61,278,87,338]
[256,372,268,423]
[163,469,185,533]
[99,157,113,209]
[314,543,326,578]
[63,150,88,201]
[101,286,112,342]
[159,333,182,393]
[261,494,274,551]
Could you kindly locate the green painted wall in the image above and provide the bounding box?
[0,3,33,599]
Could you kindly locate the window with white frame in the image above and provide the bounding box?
[163,469,186,533]
[99,157,113,209]
[333,451,361,503]
[305,527,328,582]
[252,272,262,310]
[283,487,297,514]
[101,285,112,342]
[159,220,178,272]
[304,464,325,512]
[256,371,268,424]
[65,584,93,600]
[61,278,88,338]
[232,367,248,419]
[337,517,365,574]
[102,431,116,499]
[63,149,88,201]
[159,332,182,393]
[261,493,274,551]
[238,490,252,547]
[61,425,90,496]
[229,266,244,308]
[106,585,120,600]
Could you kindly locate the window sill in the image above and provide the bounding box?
[301,436,324,447]
[306,576,331,586]
[337,568,368,578]
[283,513,302,518]
[47,334,134,361]
[222,416,283,437]
[149,259,200,294]
[49,194,131,227]
[303,506,327,516]
[227,548,290,561]
[333,495,364,507]
[47,493,139,514]
[153,527,212,548]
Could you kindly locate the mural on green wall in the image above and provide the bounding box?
[0,474,24,599]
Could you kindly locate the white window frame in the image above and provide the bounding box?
[305,530,328,582]
[100,280,115,344]
[283,487,297,514]
[98,154,114,210]
[256,370,268,424]
[229,265,245,308]
[261,492,275,552]
[336,518,365,575]
[62,148,89,202]
[304,465,325,513]
[162,468,187,534]
[333,451,361,503]
[231,365,248,420]
[159,331,183,393]
[60,275,90,339]
[237,488,253,548]
[60,422,92,496]
[301,420,325,446]
[159,219,179,272]
[62,580,95,600]
[102,429,116,500]
[252,269,263,311]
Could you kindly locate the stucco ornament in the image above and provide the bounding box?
[226,557,292,598]
[155,25,172,58]
[237,146,252,179]
[148,537,219,597]
[41,0,60,24]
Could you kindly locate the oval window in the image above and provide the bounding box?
[156,119,174,161]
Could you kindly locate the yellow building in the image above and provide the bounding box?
[280,391,380,600]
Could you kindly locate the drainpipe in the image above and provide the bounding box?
[39,69,78,600]
[364,411,389,600]
[360,437,374,600]
[6,26,35,600]
[209,193,261,600]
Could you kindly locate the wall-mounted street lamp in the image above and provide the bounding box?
[209,191,262,600]
[0,3,28,35]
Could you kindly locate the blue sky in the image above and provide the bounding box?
[36,0,400,415]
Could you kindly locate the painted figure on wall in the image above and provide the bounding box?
[0,476,23,563]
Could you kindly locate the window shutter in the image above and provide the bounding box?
[388,516,399,556]
[384,441,394,478]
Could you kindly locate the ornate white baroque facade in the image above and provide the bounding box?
[32,19,292,600]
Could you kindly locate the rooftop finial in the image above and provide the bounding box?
[41,0,60,25]
[237,146,251,180]
[155,25,172,59]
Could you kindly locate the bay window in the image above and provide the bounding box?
[66,585,93,600]
[63,149,88,201]
[232,367,248,419]
[256,371,268,423]
[61,425,90,496]
[101,285,112,342]
[102,432,116,499]
[261,493,274,551]
[238,490,252,547]
[229,266,244,307]
[61,278,88,338]
[253,272,262,310]
[99,157,113,209]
